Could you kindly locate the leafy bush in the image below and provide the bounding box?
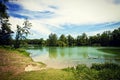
[98,69,120,80]
[63,63,120,80]
[91,63,120,70]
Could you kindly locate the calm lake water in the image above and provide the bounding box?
[26,47,120,68]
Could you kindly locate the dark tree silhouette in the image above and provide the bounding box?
[0,0,13,46]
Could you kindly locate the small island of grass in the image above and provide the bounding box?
[98,47,120,56]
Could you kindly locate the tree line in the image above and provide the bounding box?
[25,27,120,47]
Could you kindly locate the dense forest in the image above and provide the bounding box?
[0,0,120,48]
[26,27,120,47]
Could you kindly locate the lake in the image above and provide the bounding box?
[26,47,120,69]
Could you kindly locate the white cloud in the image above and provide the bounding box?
[14,0,120,24]
[30,20,51,35]
[9,17,24,31]
[9,0,120,39]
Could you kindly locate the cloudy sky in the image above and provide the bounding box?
[5,0,120,39]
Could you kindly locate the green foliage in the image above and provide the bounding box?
[91,63,120,70]
[91,63,120,80]
[26,38,45,46]
[111,28,120,46]
[67,35,75,46]
[14,19,32,48]
[0,0,13,46]
[0,0,9,19]
[98,69,120,80]
[47,33,58,46]
[76,33,88,46]
[0,47,30,56]
[100,31,111,46]
[57,41,66,46]
[24,27,120,47]
[58,34,67,46]
[74,65,98,80]
[63,63,120,80]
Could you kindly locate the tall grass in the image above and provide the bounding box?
[63,63,120,80]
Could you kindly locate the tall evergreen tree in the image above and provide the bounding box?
[0,0,13,45]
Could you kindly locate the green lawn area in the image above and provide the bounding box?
[98,47,120,56]
[11,63,120,80]
[11,69,75,80]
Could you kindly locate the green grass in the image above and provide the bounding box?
[91,63,120,80]
[10,63,120,80]
[10,69,75,80]
[98,47,120,55]
[15,48,30,56]
[0,46,30,57]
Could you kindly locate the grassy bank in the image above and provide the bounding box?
[11,69,75,80]
[0,48,46,80]
[98,47,120,56]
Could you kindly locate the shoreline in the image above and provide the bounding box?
[0,48,120,80]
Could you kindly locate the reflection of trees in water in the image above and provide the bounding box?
[83,52,88,58]
[68,48,72,57]
[60,48,65,57]
[49,47,58,59]
[47,47,120,65]
[77,48,88,58]
[82,49,88,58]
[48,47,74,59]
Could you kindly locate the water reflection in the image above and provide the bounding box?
[26,47,120,68]
[49,47,58,59]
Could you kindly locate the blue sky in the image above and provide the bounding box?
[5,0,120,39]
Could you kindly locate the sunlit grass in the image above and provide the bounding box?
[11,63,120,80]
[11,69,75,80]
